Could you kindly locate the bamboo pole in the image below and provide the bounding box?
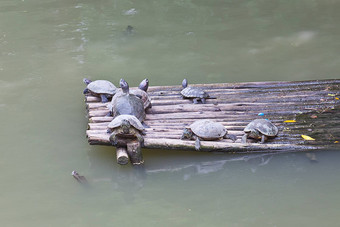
[127,141,144,165]
[116,147,129,165]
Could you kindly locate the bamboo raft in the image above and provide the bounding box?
[85,79,340,155]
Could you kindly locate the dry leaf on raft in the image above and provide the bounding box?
[284,120,296,123]
[301,135,315,141]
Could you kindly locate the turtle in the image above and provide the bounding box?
[107,114,145,147]
[242,119,279,144]
[131,79,152,109]
[107,78,146,122]
[181,119,237,150]
[112,79,152,110]
[83,78,117,103]
[180,79,214,104]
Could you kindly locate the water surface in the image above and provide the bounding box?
[0,0,339,226]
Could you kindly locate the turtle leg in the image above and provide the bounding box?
[260,135,267,144]
[109,132,118,146]
[241,134,248,143]
[201,98,206,104]
[224,134,237,142]
[106,110,112,117]
[194,137,201,151]
[142,122,150,128]
[136,133,145,147]
[100,94,109,103]
[193,98,199,104]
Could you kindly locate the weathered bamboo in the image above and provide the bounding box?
[84,79,340,152]
[127,141,144,165]
[116,147,129,165]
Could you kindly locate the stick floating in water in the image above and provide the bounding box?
[71,170,88,184]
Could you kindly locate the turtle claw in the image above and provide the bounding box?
[241,134,248,143]
[195,138,201,151]
[226,134,237,142]
[100,94,109,103]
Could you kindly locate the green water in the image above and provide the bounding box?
[1,0,339,226]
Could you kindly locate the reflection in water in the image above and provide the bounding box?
[146,153,275,178]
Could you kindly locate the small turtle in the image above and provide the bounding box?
[107,79,146,122]
[180,79,214,104]
[181,119,237,150]
[131,79,152,109]
[107,114,145,146]
[242,119,279,143]
[83,78,117,103]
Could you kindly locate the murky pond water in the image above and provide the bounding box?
[1,0,339,226]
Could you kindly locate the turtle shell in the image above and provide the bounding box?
[189,119,227,140]
[109,93,146,122]
[244,119,278,136]
[131,89,152,109]
[181,87,209,99]
[107,114,144,131]
[87,80,117,95]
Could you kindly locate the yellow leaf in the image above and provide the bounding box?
[335,97,339,100]
[301,135,315,141]
[335,141,339,144]
[284,120,296,123]
[328,94,336,96]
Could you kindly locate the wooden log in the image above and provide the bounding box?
[116,147,129,165]
[127,141,144,165]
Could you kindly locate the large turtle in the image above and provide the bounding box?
[107,78,146,122]
[107,114,145,146]
[242,119,279,143]
[180,79,214,104]
[83,78,117,103]
[181,119,237,150]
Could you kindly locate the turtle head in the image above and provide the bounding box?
[121,119,131,134]
[182,79,188,88]
[248,129,261,140]
[83,78,92,85]
[138,78,149,92]
[181,128,193,140]
[120,78,129,94]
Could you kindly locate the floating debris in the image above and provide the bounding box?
[123,8,137,15]
[258,113,264,116]
[72,171,88,184]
